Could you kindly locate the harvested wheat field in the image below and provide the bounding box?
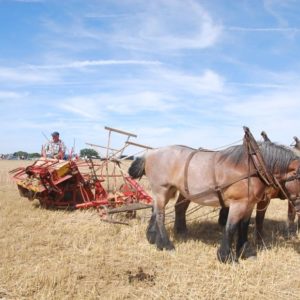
[0,160,300,300]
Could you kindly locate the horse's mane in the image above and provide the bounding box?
[219,141,299,173]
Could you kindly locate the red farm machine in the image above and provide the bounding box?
[9,126,153,223]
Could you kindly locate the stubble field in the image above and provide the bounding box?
[0,160,300,300]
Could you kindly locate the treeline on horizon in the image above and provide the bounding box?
[1,148,101,160]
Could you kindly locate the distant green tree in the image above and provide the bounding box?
[13,151,28,159]
[28,153,41,159]
[80,148,99,158]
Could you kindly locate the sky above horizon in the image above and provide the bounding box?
[1,0,300,156]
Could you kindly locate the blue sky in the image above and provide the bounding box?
[1,0,300,155]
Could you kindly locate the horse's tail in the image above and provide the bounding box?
[128,156,145,179]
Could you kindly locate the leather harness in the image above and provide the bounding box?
[183,149,258,207]
[183,127,300,213]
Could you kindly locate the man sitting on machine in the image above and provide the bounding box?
[43,131,66,160]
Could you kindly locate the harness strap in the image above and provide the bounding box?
[212,152,226,208]
[184,149,258,204]
[243,126,276,187]
[183,146,260,206]
[184,150,198,195]
[187,171,258,202]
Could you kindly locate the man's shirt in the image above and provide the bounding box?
[44,140,66,158]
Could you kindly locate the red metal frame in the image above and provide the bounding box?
[10,157,152,213]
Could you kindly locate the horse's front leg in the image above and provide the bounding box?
[217,202,253,263]
[217,219,238,263]
[236,214,256,259]
[235,202,256,259]
[174,193,190,237]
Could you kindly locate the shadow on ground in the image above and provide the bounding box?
[171,218,300,254]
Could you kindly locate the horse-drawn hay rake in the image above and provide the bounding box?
[9,126,153,223]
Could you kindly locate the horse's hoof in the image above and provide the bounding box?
[174,229,188,240]
[237,242,257,260]
[287,228,298,238]
[156,237,175,251]
[247,255,257,261]
[217,248,235,263]
[146,230,157,244]
[174,226,188,234]
[156,242,175,251]
[165,243,175,251]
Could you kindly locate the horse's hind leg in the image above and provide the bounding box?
[287,202,298,235]
[155,208,174,250]
[146,209,157,244]
[174,193,190,236]
[147,187,175,250]
[255,200,268,244]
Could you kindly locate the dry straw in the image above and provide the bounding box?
[0,160,299,299]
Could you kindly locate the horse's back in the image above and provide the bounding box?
[144,145,217,196]
[144,145,195,185]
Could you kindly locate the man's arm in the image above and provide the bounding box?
[58,140,66,159]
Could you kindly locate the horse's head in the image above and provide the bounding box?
[281,159,300,214]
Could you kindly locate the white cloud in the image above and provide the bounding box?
[42,0,221,53]
[0,67,58,84]
[106,91,175,114]
[13,0,43,2]
[263,0,291,27]
[110,0,222,51]
[156,68,225,94]
[59,97,105,119]
[225,90,300,119]
[59,91,176,119]
[55,65,226,120]
[29,60,162,70]
[0,91,26,99]
[226,26,300,33]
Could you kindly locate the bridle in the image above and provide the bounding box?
[244,126,300,215]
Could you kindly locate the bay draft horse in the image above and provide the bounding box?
[217,133,300,241]
[128,141,300,262]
